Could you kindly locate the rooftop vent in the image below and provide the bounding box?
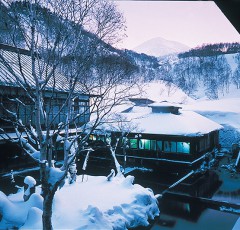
[148,101,182,114]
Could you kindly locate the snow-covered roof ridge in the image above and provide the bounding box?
[129,109,222,136]
[0,43,84,93]
[148,101,182,114]
[148,100,182,108]
[104,102,223,136]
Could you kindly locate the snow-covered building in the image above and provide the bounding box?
[89,99,223,173]
[0,43,90,133]
[0,43,90,172]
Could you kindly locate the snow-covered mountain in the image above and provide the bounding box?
[133,37,190,57]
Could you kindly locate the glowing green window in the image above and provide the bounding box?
[129,139,138,149]
[139,139,151,150]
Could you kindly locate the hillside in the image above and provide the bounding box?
[179,42,240,58]
[156,47,240,100]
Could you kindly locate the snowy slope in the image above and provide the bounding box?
[183,97,240,148]
[127,81,194,104]
[191,53,239,100]
[133,37,190,57]
[96,81,194,116]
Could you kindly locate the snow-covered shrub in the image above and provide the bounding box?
[23,176,36,201]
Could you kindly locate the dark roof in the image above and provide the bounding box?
[0,44,84,94]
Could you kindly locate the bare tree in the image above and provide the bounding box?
[172,56,200,96]
[0,0,139,229]
[83,112,140,178]
[232,53,240,89]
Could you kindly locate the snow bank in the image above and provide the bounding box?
[21,207,43,229]
[52,175,159,229]
[0,190,43,229]
[183,97,240,148]
[0,174,159,230]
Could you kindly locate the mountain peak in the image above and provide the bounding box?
[133,37,190,57]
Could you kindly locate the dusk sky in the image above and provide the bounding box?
[115,1,240,49]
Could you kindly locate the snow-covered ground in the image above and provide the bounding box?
[0,175,159,229]
[183,96,240,148]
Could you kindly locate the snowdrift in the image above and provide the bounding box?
[0,175,159,230]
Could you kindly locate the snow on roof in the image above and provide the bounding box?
[149,101,182,108]
[103,106,223,136]
[0,44,84,93]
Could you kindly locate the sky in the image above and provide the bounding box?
[114,1,240,49]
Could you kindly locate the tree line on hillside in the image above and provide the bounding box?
[157,53,240,99]
[179,42,240,58]
[113,42,240,99]
[0,1,163,83]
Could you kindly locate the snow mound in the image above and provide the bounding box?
[0,191,43,229]
[0,174,159,230]
[52,175,159,229]
[21,207,43,229]
[24,176,36,187]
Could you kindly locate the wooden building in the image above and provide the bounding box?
[0,44,90,172]
[0,43,90,134]
[89,100,223,173]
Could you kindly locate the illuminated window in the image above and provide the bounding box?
[156,141,163,151]
[151,140,156,151]
[177,142,190,154]
[89,135,96,141]
[129,139,138,149]
[139,139,151,150]
[164,141,177,152]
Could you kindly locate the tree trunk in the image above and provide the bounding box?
[110,146,122,177]
[40,162,56,230]
[68,159,77,184]
[42,190,54,230]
